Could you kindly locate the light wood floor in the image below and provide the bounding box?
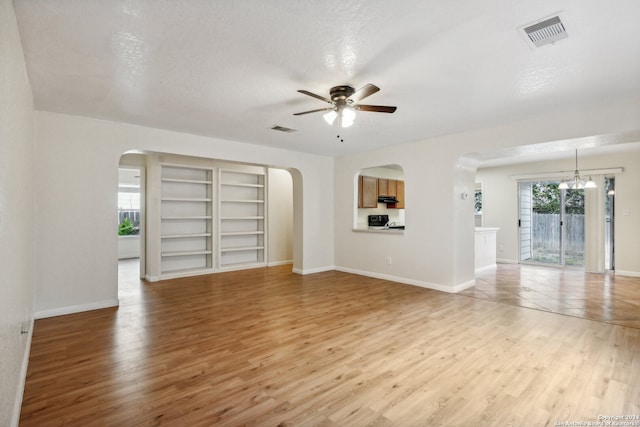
[462,264,640,329]
[20,261,640,426]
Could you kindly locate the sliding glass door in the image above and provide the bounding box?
[519,181,585,266]
[605,177,615,270]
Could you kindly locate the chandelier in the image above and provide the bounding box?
[558,149,596,190]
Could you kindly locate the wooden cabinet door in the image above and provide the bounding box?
[387,179,397,197]
[389,180,405,209]
[359,175,378,208]
[377,178,388,196]
[395,180,405,209]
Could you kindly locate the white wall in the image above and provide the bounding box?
[476,149,640,275]
[268,168,293,265]
[0,0,35,425]
[334,98,640,292]
[33,112,334,317]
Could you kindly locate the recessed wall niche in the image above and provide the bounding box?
[354,164,405,230]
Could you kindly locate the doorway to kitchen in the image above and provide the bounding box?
[518,180,585,267]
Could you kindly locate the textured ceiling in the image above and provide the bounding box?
[13,0,640,157]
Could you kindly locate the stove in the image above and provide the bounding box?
[368,214,389,228]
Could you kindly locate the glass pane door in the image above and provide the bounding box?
[519,180,587,267]
[563,188,585,266]
[531,181,562,265]
[605,177,615,270]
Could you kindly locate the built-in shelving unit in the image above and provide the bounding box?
[160,165,214,275]
[219,169,267,270]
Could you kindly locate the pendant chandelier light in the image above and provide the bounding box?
[558,149,596,190]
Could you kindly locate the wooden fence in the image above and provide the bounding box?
[532,213,584,253]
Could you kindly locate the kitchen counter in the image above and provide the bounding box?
[475,227,499,272]
[353,226,404,234]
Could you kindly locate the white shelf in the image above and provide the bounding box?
[162,250,213,257]
[162,197,212,202]
[160,267,215,278]
[220,246,264,253]
[162,233,212,239]
[160,165,213,274]
[221,216,264,220]
[221,182,264,188]
[217,261,265,271]
[162,215,213,220]
[220,231,264,236]
[162,178,213,184]
[219,169,266,268]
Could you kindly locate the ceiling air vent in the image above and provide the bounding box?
[520,14,568,48]
[271,125,297,133]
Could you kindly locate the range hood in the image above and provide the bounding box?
[378,195,399,204]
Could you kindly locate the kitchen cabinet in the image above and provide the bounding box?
[358,175,378,208]
[378,178,388,196]
[387,179,397,197]
[378,178,397,197]
[389,180,405,209]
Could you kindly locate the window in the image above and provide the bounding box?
[118,168,140,235]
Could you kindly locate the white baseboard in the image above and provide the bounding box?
[11,318,34,427]
[475,264,497,274]
[35,299,119,319]
[497,258,519,264]
[267,260,293,267]
[145,274,159,282]
[454,279,477,292]
[334,266,466,293]
[292,265,335,275]
[615,270,640,278]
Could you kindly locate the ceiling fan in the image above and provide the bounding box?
[293,84,397,128]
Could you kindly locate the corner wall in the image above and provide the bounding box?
[0,0,35,425]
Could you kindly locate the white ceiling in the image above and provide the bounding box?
[13,0,640,157]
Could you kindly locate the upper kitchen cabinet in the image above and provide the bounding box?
[378,178,388,197]
[358,175,378,208]
[389,180,405,209]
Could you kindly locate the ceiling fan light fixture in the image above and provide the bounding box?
[293,83,396,130]
[341,107,356,128]
[323,110,338,125]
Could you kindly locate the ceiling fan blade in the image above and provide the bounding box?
[297,90,332,104]
[356,105,397,113]
[348,83,380,103]
[293,107,334,116]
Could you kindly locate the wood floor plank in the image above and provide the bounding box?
[20,261,640,426]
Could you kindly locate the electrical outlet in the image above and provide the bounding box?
[386,256,392,265]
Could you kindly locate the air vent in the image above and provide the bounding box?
[520,14,568,48]
[271,125,297,133]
